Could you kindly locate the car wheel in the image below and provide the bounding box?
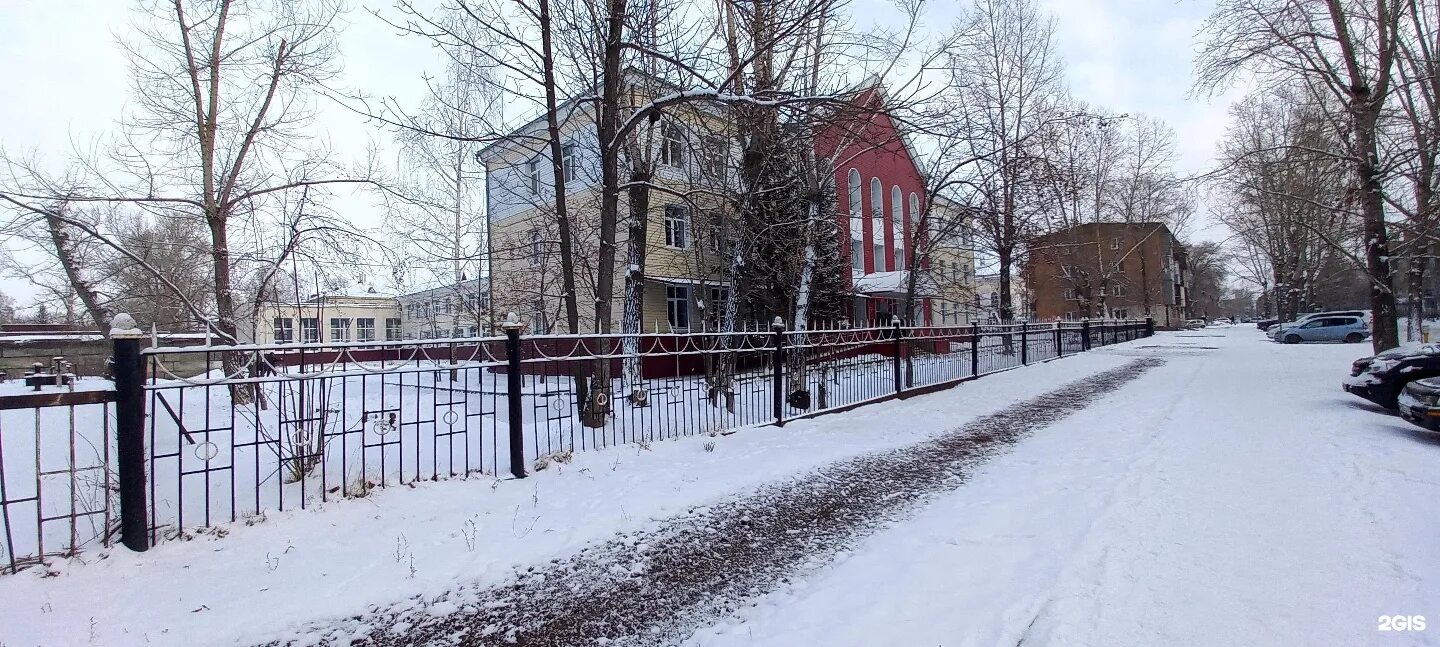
[1284,334,1301,344]
[1344,332,1364,343]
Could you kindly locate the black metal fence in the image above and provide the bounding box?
[0,317,1151,572]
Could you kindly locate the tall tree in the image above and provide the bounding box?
[1198,0,1408,351]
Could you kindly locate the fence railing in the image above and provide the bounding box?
[0,316,1152,572]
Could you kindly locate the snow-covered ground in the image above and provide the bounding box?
[2,326,1436,646]
[688,326,1440,647]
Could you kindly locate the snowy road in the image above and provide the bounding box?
[3,326,1437,646]
[688,327,1440,647]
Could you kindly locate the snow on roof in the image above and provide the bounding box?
[852,270,937,297]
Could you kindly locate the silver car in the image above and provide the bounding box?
[1274,315,1370,344]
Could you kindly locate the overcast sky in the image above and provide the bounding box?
[0,0,1239,307]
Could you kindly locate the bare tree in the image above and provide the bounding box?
[947,0,1067,324]
[1198,0,1408,351]
[0,0,384,403]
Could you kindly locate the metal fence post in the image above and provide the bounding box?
[1145,316,1155,337]
[970,322,980,376]
[502,313,527,479]
[891,317,903,394]
[1020,324,1028,365]
[111,316,149,552]
[772,317,786,427]
[1055,323,1063,357]
[1081,319,1091,351]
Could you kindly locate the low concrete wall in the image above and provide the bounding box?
[0,338,213,379]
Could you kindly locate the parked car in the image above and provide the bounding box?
[1267,310,1369,339]
[1273,316,1370,344]
[1343,344,1440,409]
[1184,319,1206,330]
[1256,318,1280,331]
[1398,378,1440,431]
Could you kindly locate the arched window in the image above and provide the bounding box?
[870,178,885,272]
[891,186,904,270]
[847,169,863,270]
[907,192,920,272]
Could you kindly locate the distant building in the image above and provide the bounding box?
[971,273,1031,323]
[395,278,490,339]
[246,288,402,344]
[1026,222,1188,327]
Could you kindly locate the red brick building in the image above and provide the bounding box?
[1026,222,1189,327]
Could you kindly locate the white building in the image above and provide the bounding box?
[247,289,403,344]
[396,279,490,339]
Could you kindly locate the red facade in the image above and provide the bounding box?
[815,86,932,325]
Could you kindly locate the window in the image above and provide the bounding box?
[660,121,684,168]
[525,157,541,194]
[273,317,294,343]
[664,204,690,248]
[707,287,730,326]
[989,292,999,308]
[301,317,320,343]
[330,317,352,342]
[561,144,577,183]
[666,285,691,329]
[706,212,733,254]
[529,228,543,266]
[385,318,402,341]
[356,318,376,342]
[1111,284,1127,297]
[700,136,727,179]
[935,260,947,283]
[891,186,905,270]
[1112,308,1128,319]
[1110,237,1121,250]
[1115,258,1126,272]
[1063,288,1077,300]
[870,178,886,272]
[530,299,549,334]
[847,169,864,269]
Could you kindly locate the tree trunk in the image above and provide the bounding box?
[621,168,652,404]
[581,0,628,428]
[44,207,111,331]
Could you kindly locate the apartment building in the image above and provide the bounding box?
[478,77,733,334]
[1026,222,1189,327]
[481,75,975,334]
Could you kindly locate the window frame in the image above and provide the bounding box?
[273,317,294,343]
[300,317,320,344]
[666,284,691,329]
[385,317,402,341]
[561,143,577,183]
[525,157,541,194]
[660,121,685,168]
[330,317,352,342]
[870,177,886,272]
[356,318,376,342]
[664,204,690,249]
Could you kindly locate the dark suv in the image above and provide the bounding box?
[1343,344,1440,409]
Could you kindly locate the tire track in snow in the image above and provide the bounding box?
[273,358,1165,647]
